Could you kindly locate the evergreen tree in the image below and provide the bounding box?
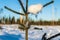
[11,16,15,24]
[17,18,20,24]
[9,16,11,24]
[5,18,9,24]
[0,19,2,24]
[2,16,5,24]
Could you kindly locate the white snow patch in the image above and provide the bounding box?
[28,4,43,14]
[0,25,60,40]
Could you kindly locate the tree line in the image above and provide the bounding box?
[0,16,60,25]
[0,16,21,24]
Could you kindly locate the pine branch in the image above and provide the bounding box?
[18,0,26,13]
[47,33,60,40]
[26,0,28,13]
[4,6,25,15]
[43,0,54,7]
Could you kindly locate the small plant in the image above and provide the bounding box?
[4,0,54,40]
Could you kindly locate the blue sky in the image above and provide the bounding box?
[0,0,60,21]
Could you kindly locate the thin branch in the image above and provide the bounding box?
[26,0,28,13]
[18,0,26,13]
[34,27,42,30]
[20,23,25,27]
[43,0,54,7]
[41,33,47,40]
[18,27,25,30]
[18,23,26,30]
[27,25,30,29]
[4,6,25,15]
[47,33,60,40]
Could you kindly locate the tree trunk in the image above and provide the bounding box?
[25,29,28,40]
[25,13,28,40]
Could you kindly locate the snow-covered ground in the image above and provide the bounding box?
[0,25,60,40]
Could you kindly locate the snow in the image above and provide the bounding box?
[0,25,60,40]
[28,4,43,14]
